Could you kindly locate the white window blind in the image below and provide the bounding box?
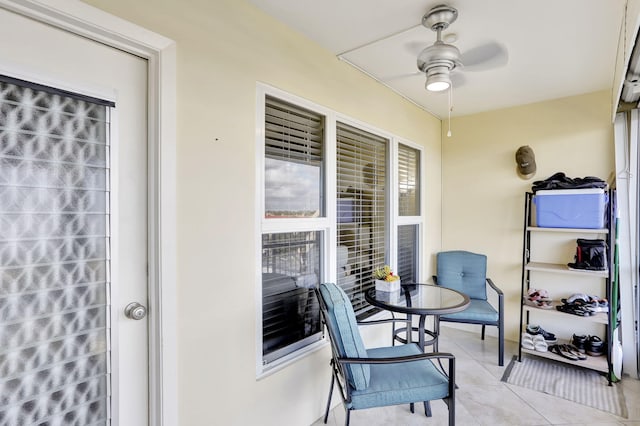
[398,143,420,216]
[264,95,324,218]
[398,224,418,284]
[261,231,322,364]
[336,122,387,318]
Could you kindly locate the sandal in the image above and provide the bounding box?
[586,336,605,356]
[549,344,579,361]
[556,303,592,316]
[521,333,535,350]
[566,344,587,360]
[532,335,548,352]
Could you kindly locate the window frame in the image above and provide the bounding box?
[255,83,425,377]
[395,140,425,283]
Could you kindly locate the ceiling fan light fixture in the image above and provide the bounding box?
[425,67,451,91]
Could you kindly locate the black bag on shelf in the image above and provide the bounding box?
[567,238,607,271]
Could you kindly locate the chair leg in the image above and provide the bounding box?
[498,324,505,366]
[410,402,414,413]
[448,396,455,426]
[324,374,335,424]
[424,401,432,417]
[344,408,350,426]
[481,324,486,340]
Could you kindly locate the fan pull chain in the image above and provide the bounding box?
[447,85,453,137]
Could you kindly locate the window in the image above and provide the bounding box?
[260,95,325,368]
[398,224,418,284]
[257,87,424,372]
[397,143,422,285]
[398,143,420,216]
[262,232,322,364]
[264,95,324,218]
[336,122,387,319]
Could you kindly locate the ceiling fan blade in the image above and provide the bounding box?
[460,42,508,71]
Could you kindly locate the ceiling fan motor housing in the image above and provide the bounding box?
[417,42,461,73]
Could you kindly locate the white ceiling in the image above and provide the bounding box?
[248,0,627,118]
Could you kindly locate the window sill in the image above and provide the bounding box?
[256,337,329,380]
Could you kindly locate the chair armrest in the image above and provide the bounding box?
[357,317,408,327]
[486,278,503,296]
[336,351,454,366]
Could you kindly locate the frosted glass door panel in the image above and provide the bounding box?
[0,81,111,425]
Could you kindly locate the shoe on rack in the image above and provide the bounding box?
[556,303,593,317]
[564,293,590,305]
[532,334,548,352]
[586,335,605,356]
[566,344,587,360]
[572,334,587,353]
[526,324,558,343]
[523,297,553,309]
[521,332,535,350]
[549,344,578,361]
[585,298,609,313]
[524,288,553,309]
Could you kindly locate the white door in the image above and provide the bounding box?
[0,7,149,425]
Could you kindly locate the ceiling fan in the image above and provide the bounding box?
[416,4,508,92]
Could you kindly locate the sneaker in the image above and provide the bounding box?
[526,324,558,343]
[564,293,590,305]
[572,334,587,353]
[523,296,553,309]
[524,288,553,309]
[585,298,609,313]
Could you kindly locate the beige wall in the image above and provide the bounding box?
[441,90,615,341]
[82,0,442,425]
[77,0,619,423]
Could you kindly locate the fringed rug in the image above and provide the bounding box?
[501,355,627,418]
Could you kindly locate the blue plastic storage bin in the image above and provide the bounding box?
[534,188,608,229]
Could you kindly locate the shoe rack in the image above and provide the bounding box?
[517,189,616,383]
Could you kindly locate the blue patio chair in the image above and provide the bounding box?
[433,250,504,366]
[315,282,455,425]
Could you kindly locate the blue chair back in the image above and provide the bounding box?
[436,251,487,300]
[318,283,370,390]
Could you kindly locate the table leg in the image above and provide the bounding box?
[418,315,426,351]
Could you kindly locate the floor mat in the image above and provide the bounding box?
[501,355,627,418]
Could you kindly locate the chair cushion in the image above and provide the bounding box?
[348,343,449,410]
[437,250,488,300]
[319,283,370,390]
[440,299,499,323]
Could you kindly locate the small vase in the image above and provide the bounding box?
[375,279,401,292]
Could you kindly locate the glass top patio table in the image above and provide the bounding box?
[365,283,470,350]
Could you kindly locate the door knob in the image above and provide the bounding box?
[125,302,147,320]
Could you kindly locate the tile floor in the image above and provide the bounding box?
[312,327,640,426]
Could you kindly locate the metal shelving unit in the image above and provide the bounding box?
[518,190,615,382]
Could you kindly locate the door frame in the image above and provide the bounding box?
[0,0,178,424]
